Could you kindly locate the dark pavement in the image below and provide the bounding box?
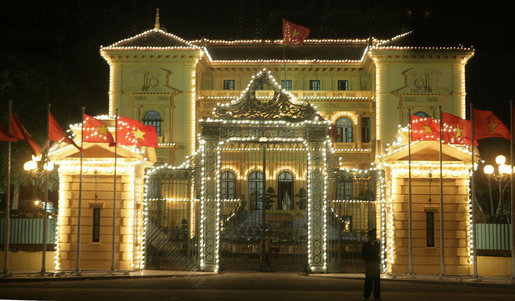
[1,272,514,301]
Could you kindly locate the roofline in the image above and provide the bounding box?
[102,28,200,50]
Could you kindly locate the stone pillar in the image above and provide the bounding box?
[200,138,219,271]
[307,137,327,272]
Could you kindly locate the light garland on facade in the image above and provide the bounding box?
[101,29,199,50]
[331,111,359,125]
[199,95,372,102]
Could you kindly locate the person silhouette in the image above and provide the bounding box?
[362,228,381,300]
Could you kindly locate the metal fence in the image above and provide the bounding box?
[0,218,56,246]
[476,223,511,250]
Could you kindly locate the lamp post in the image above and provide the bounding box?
[23,156,54,274]
[483,155,512,221]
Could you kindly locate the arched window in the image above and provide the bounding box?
[413,111,429,118]
[220,171,236,199]
[248,171,264,210]
[336,117,353,142]
[143,110,162,136]
[277,172,294,210]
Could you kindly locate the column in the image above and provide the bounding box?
[308,139,327,272]
[200,138,219,271]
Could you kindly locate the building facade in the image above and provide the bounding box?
[49,19,476,275]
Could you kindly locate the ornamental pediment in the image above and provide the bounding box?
[213,70,317,122]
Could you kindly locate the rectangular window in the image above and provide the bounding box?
[338,80,349,91]
[336,180,353,200]
[426,211,435,247]
[309,80,320,91]
[92,208,101,243]
[361,117,371,143]
[223,80,235,90]
[281,80,292,90]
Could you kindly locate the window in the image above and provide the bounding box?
[142,110,162,136]
[220,171,236,199]
[255,82,263,90]
[426,211,435,247]
[336,179,353,200]
[337,80,349,91]
[361,117,371,143]
[413,111,429,118]
[309,80,320,91]
[248,171,264,210]
[224,80,235,90]
[281,80,292,90]
[335,117,353,143]
[277,172,294,210]
[92,208,101,243]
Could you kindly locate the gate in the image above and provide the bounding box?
[326,169,379,273]
[219,141,308,271]
[144,168,200,270]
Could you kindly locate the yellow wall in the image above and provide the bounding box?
[477,256,512,277]
[386,166,471,275]
[0,251,55,271]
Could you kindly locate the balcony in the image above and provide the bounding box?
[198,90,374,100]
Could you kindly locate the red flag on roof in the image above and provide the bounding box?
[117,115,158,147]
[0,124,17,141]
[49,112,82,151]
[10,112,42,156]
[441,112,476,145]
[82,114,115,145]
[473,109,510,140]
[410,115,439,141]
[282,19,310,45]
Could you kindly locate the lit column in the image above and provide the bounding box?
[199,136,219,272]
[307,132,327,272]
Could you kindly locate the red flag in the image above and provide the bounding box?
[117,115,158,147]
[473,109,510,140]
[282,19,310,45]
[0,124,17,141]
[10,112,42,156]
[441,112,476,145]
[410,115,439,141]
[82,114,115,145]
[49,112,82,151]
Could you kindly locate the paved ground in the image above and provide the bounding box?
[1,272,514,301]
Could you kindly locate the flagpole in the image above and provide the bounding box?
[408,109,413,276]
[41,104,51,274]
[111,109,118,272]
[76,106,85,274]
[470,103,478,277]
[510,99,515,280]
[439,106,445,276]
[3,100,13,276]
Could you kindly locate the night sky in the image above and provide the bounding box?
[1,0,514,161]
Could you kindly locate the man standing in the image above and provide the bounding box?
[362,228,381,300]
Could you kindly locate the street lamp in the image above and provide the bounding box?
[23,156,54,274]
[483,155,512,220]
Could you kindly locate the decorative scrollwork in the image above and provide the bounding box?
[214,72,317,122]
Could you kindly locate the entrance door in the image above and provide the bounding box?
[219,141,308,271]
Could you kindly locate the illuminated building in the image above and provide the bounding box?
[49,14,476,275]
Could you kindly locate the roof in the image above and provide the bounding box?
[102,29,199,50]
[200,43,367,61]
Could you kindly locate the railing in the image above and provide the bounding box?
[198,90,374,100]
[476,223,511,250]
[0,218,56,245]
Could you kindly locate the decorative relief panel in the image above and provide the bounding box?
[133,67,182,94]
